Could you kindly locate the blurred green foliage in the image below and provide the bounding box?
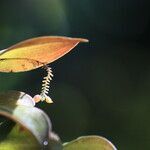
[0,0,150,149]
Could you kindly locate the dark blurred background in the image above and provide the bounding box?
[0,0,150,149]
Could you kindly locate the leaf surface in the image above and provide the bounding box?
[0,91,62,150]
[63,136,117,150]
[0,36,88,72]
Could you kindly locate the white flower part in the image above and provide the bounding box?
[40,66,53,98]
[32,66,53,104]
[45,95,53,103]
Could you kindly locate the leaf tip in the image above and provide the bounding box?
[73,38,89,43]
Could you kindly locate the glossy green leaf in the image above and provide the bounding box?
[63,136,117,150]
[0,91,62,150]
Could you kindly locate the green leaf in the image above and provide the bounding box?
[0,91,62,150]
[63,136,117,150]
[0,123,40,150]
